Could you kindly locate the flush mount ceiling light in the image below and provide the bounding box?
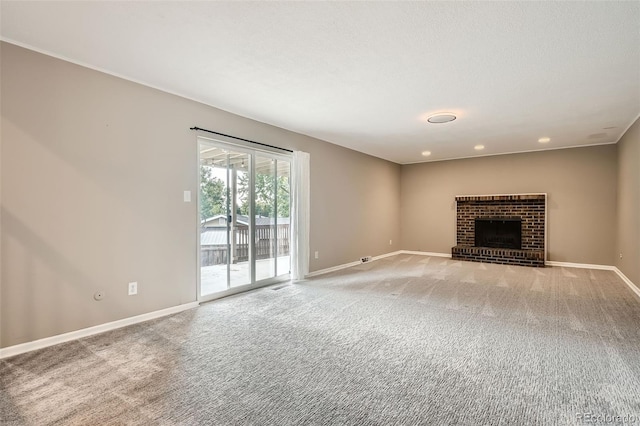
[427,113,457,124]
[538,137,551,143]
[421,150,432,157]
[474,145,485,150]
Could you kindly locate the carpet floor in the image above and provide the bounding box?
[1,254,640,425]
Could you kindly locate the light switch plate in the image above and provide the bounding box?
[183,190,191,202]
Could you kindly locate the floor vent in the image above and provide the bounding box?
[271,284,289,291]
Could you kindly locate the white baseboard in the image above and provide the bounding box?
[613,267,640,299]
[545,261,614,270]
[0,302,199,360]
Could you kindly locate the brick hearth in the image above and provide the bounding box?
[452,194,546,267]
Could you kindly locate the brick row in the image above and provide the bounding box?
[452,246,545,267]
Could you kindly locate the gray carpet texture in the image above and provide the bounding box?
[2,254,640,425]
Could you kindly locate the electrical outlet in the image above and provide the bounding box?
[620,253,623,259]
[315,251,319,259]
[128,282,138,296]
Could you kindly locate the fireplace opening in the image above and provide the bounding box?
[475,218,522,249]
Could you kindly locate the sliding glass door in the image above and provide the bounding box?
[198,138,291,300]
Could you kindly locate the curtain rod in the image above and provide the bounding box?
[190,126,293,153]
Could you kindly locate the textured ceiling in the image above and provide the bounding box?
[2,1,639,164]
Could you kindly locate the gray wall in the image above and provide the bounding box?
[616,117,640,286]
[0,43,401,348]
[400,145,618,265]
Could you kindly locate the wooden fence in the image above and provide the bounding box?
[201,224,290,267]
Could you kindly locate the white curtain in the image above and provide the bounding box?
[290,151,310,281]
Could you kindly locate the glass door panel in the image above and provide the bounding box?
[199,143,229,297]
[255,155,276,282]
[199,142,251,296]
[229,151,251,288]
[276,160,291,277]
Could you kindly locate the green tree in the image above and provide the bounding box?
[237,172,290,218]
[200,166,227,222]
[275,175,290,218]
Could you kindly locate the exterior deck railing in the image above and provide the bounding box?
[201,224,290,266]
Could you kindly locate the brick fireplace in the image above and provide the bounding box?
[451,194,546,267]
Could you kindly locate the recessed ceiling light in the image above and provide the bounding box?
[474,145,485,150]
[538,137,551,143]
[427,113,457,124]
[421,150,432,157]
